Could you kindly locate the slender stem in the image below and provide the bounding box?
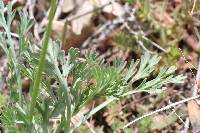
[60,79,71,133]
[123,95,200,129]
[57,65,72,132]
[6,27,22,104]
[29,0,56,122]
[72,89,144,131]
[61,19,68,45]
[2,5,23,103]
[190,0,196,15]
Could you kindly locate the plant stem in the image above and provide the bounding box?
[6,27,23,104]
[72,89,145,131]
[61,19,68,45]
[29,0,56,122]
[56,66,72,132]
[123,95,200,129]
[62,80,71,133]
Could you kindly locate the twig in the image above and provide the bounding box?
[54,0,62,20]
[125,24,167,53]
[181,118,190,133]
[169,100,186,127]
[123,95,200,129]
[85,121,96,133]
[0,32,19,38]
[36,0,119,42]
[82,6,136,48]
[67,1,113,22]
[138,41,155,54]
[142,36,167,53]
[123,23,155,54]
[190,0,197,15]
[82,17,128,48]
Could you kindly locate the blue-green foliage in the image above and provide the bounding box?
[0,1,186,132]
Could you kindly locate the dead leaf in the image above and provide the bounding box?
[71,0,94,35]
[96,0,125,17]
[62,0,125,34]
[150,113,178,130]
[52,20,65,32]
[63,25,94,50]
[188,100,200,132]
[150,108,187,130]
[61,0,82,13]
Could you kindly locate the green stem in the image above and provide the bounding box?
[56,66,72,132]
[62,80,71,133]
[61,19,68,45]
[29,0,56,122]
[6,27,22,104]
[71,89,145,132]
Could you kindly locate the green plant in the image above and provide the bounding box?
[139,117,152,133]
[113,31,137,50]
[0,0,185,132]
[126,0,136,5]
[136,0,199,48]
[29,0,56,127]
[0,0,23,104]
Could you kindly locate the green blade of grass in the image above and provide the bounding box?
[29,0,56,122]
